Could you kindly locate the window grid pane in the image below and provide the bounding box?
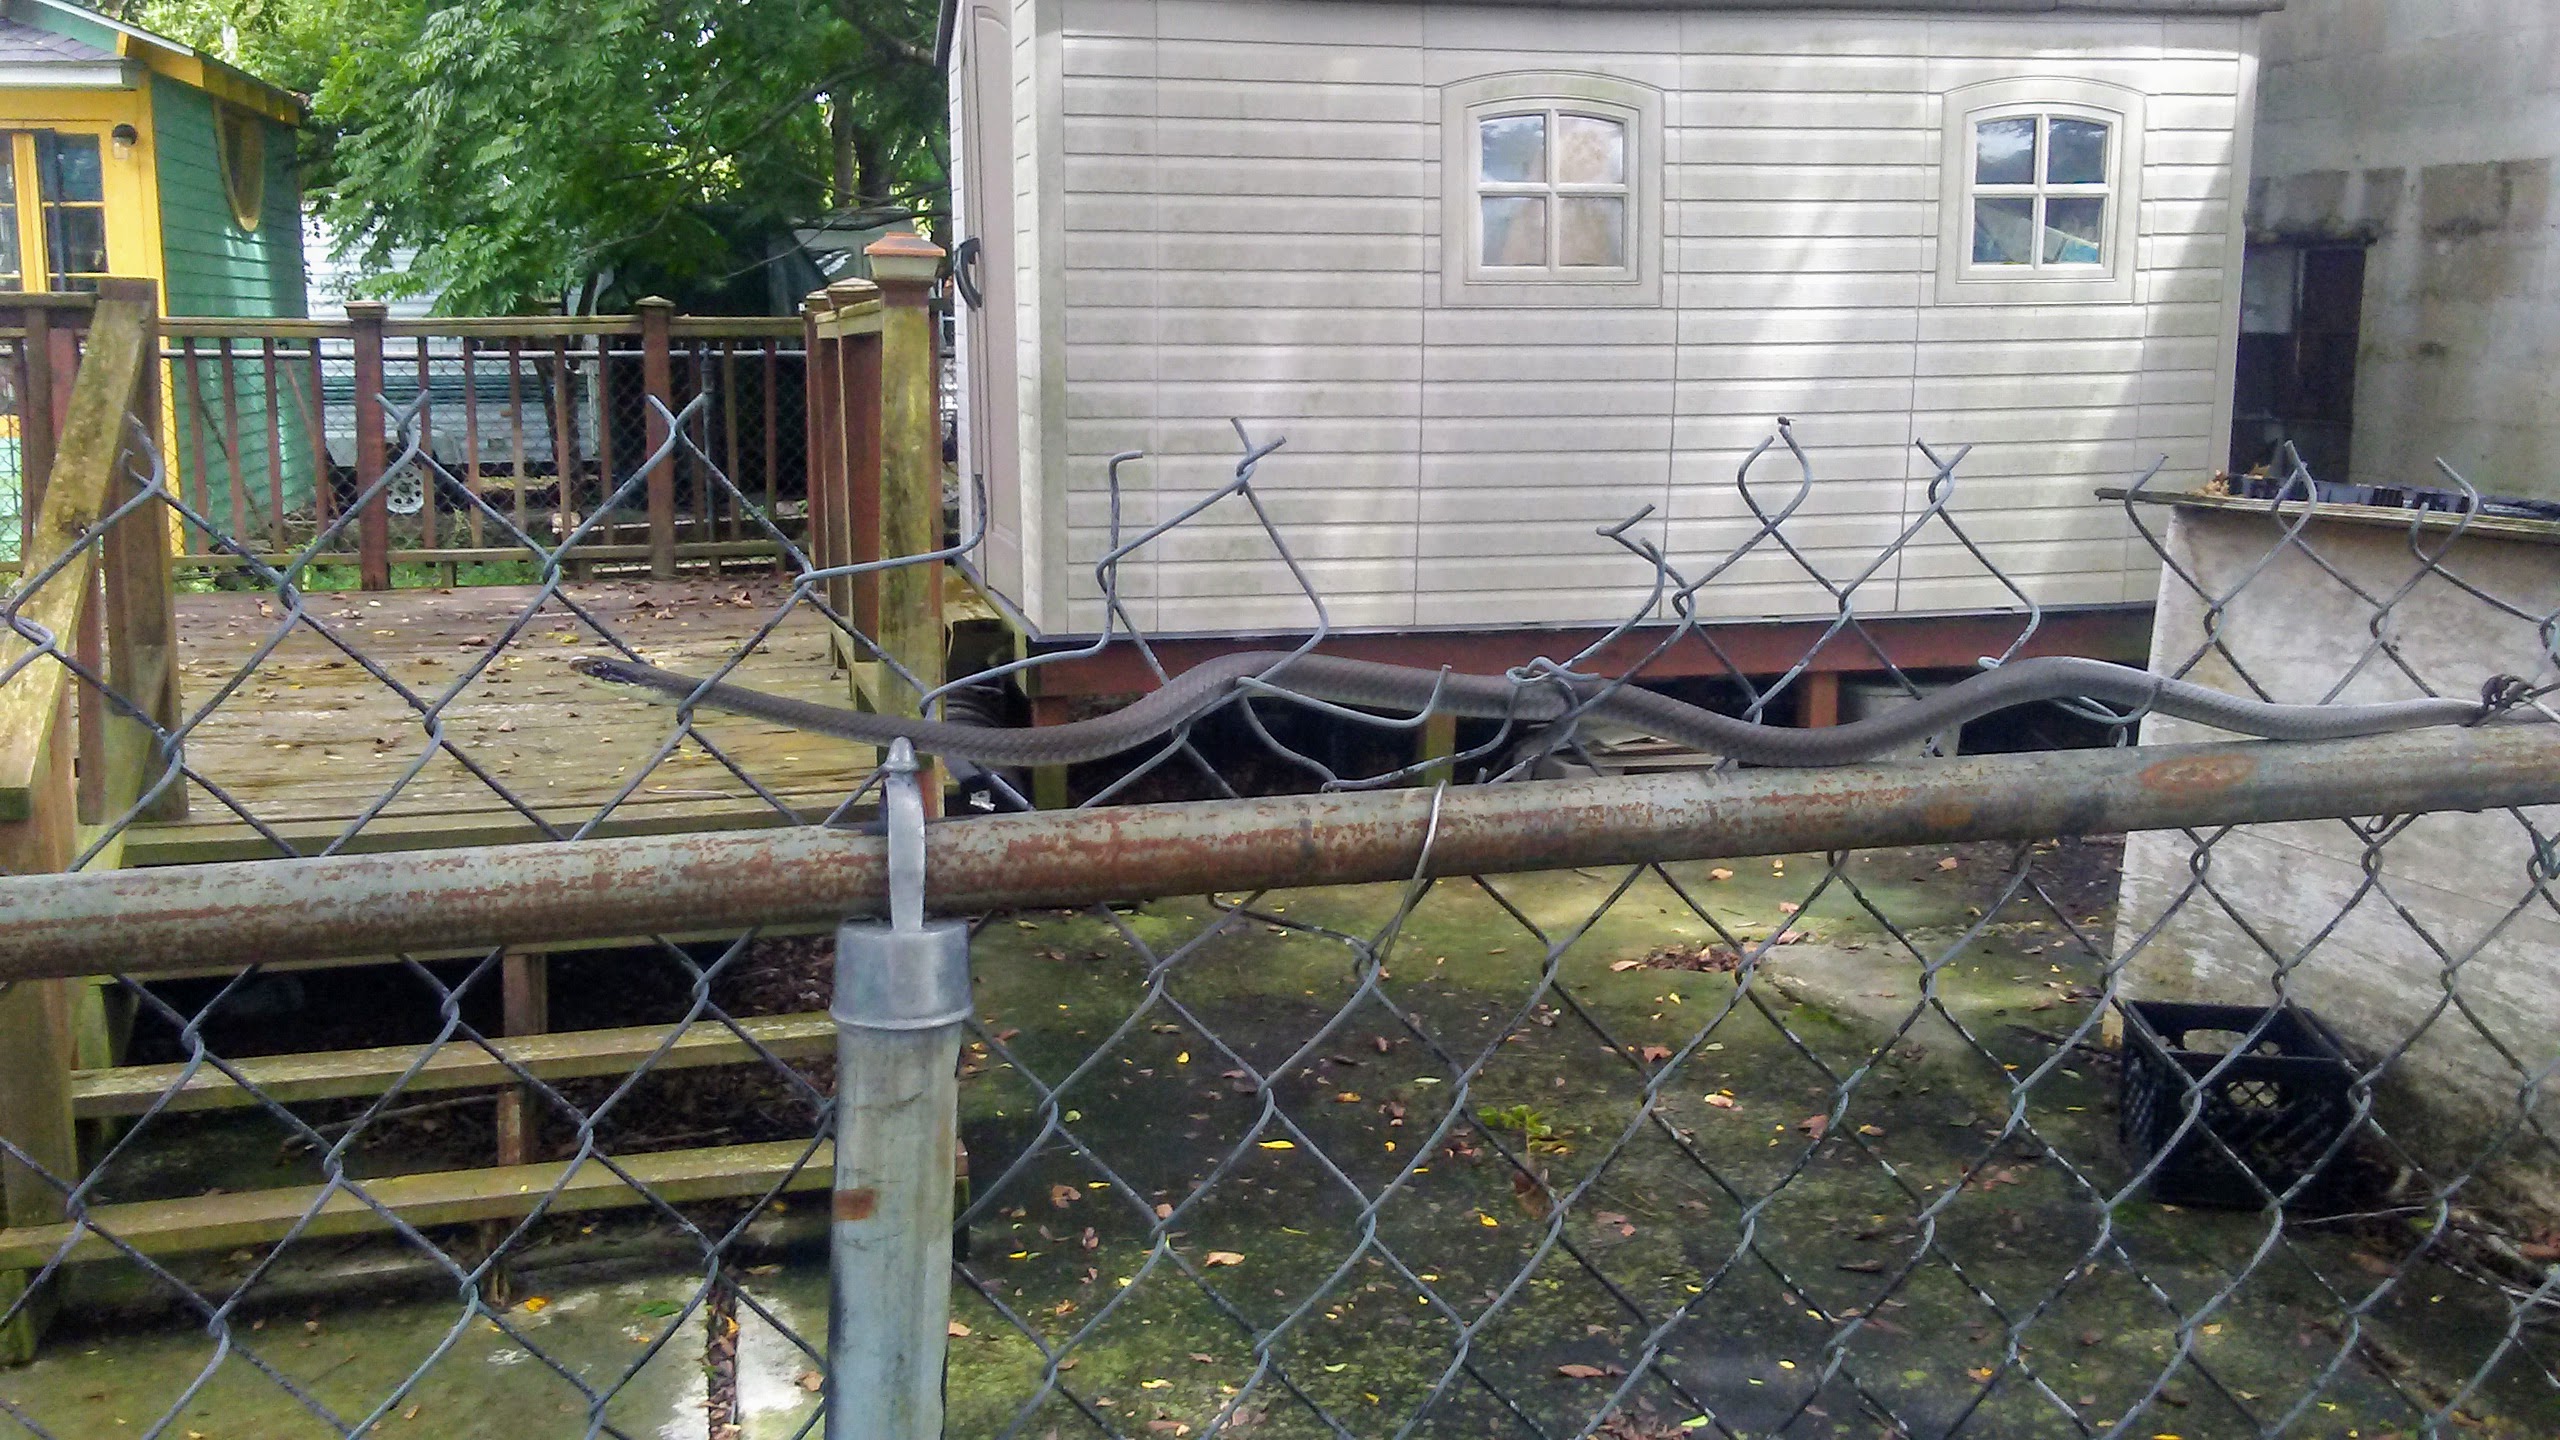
[1969,112,2111,274]
[1475,106,1633,276]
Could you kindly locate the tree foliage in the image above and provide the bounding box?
[116,0,944,313]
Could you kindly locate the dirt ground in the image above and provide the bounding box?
[7,839,2556,1439]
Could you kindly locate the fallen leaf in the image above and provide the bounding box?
[1777,902,1800,915]
[1797,1114,1828,1138]
[1637,1045,1672,1064]
[1707,868,1734,882]
[1610,959,1645,972]
[797,1371,824,1392]
[1856,1124,1886,1137]
[519,1296,549,1313]
[1969,1366,1997,1382]
[1704,1093,1738,1110]
[1555,1362,1625,1379]
[1141,1379,1171,1390]
[1050,1185,1080,1208]
[948,1321,973,1338]
[1204,1251,1245,1268]
[1837,1259,1884,1273]
[1938,857,1961,871]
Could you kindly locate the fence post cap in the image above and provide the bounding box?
[863,232,944,287]
[825,279,881,308]
[634,295,675,312]
[343,300,389,321]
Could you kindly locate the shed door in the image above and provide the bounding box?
[956,2,1022,599]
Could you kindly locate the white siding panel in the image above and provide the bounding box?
[1004,0,2257,635]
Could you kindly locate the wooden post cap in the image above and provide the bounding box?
[635,295,675,311]
[863,232,945,289]
[343,300,389,320]
[826,279,881,308]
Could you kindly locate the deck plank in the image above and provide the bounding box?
[151,577,876,857]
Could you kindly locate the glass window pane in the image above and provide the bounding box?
[39,134,101,203]
[1480,115,1545,184]
[0,203,18,285]
[1974,117,2036,185]
[2047,119,2108,185]
[48,206,106,277]
[1481,195,1546,266]
[1972,196,2035,265]
[1556,114,1625,185]
[1559,197,1626,267]
[2042,197,2106,264]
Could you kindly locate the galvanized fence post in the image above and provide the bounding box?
[827,739,970,1440]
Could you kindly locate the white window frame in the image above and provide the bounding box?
[1442,72,1662,308]
[1936,77,2145,306]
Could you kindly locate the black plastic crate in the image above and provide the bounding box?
[2118,1000,2358,1209]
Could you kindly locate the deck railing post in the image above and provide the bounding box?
[0,286,153,1362]
[864,235,947,795]
[346,301,391,591]
[826,280,883,645]
[638,297,676,579]
[825,740,968,1440]
[95,280,181,825]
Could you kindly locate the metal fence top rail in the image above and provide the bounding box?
[5,723,2556,982]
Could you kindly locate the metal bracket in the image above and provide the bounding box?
[833,740,972,1032]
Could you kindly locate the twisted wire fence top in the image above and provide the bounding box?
[2,385,2559,1440]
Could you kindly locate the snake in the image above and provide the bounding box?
[568,652,2525,769]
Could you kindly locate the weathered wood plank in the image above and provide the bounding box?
[71,1012,834,1118]
[0,1138,837,1270]
[0,293,151,814]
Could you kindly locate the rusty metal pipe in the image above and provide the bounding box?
[4,725,2557,982]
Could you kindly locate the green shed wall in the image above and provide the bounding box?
[152,73,312,540]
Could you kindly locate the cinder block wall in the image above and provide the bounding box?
[2251,0,2560,497]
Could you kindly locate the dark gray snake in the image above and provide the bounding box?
[570,653,2526,768]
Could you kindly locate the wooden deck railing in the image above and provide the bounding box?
[0,281,176,1361]
[0,243,948,1358]
[5,297,816,589]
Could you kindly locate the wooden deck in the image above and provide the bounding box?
[126,576,879,864]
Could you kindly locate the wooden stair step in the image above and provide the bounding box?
[0,1138,835,1270]
[72,1013,835,1119]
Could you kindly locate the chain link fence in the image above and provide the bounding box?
[5,300,2560,1440]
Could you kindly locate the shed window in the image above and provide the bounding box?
[1968,114,2112,268]
[1441,73,1661,308]
[215,104,265,233]
[1475,109,1630,271]
[1935,79,2144,306]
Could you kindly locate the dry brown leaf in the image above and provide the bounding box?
[1707,867,1735,881]
[1637,1044,1673,1064]
[1777,901,1801,915]
[948,1321,973,1338]
[796,1371,824,1392]
[1704,1093,1738,1110]
[1797,1114,1829,1138]
[1609,959,1645,972]
[1938,857,1961,871]
[1204,1251,1245,1268]
[1554,1362,1624,1380]
[1050,1184,1080,1208]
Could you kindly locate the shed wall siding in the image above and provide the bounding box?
[152,74,313,531]
[1023,0,2252,633]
